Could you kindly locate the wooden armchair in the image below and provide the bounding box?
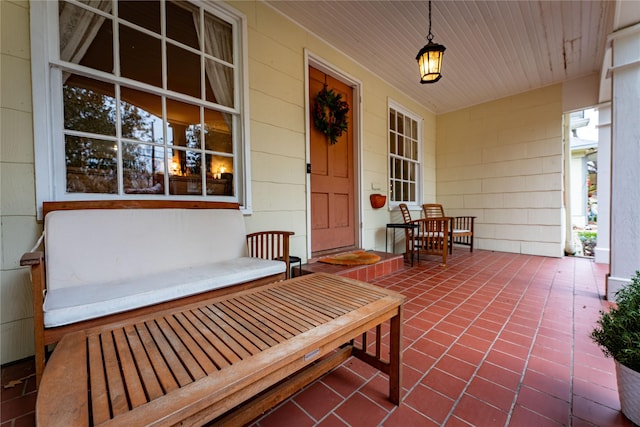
[247,231,295,278]
[422,204,475,253]
[398,204,449,266]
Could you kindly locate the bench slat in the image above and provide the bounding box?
[176,311,232,370]
[166,314,218,375]
[112,328,148,409]
[134,323,180,393]
[218,300,282,347]
[246,292,321,330]
[124,325,165,401]
[204,304,264,354]
[192,308,249,362]
[260,289,334,325]
[155,317,207,381]
[145,320,193,387]
[88,334,111,425]
[101,332,130,417]
[232,296,298,338]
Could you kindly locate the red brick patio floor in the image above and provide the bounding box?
[1,250,632,426]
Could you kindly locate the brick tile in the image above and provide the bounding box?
[452,394,508,427]
[334,392,389,427]
[516,385,570,425]
[383,404,440,427]
[405,384,454,424]
[572,395,634,427]
[522,369,571,401]
[510,404,565,427]
[476,361,522,390]
[316,413,349,427]
[466,376,516,412]
[293,382,344,421]
[435,355,477,382]
[255,400,316,427]
[420,368,466,400]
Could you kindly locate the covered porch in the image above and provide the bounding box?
[2,250,629,426]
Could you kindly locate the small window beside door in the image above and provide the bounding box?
[388,103,422,205]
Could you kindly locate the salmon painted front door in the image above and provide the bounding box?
[309,66,355,254]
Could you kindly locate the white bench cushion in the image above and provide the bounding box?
[43,257,285,327]
[45,208,249,291]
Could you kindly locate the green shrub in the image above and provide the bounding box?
[591,271,640,372]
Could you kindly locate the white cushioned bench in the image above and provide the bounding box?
[21,200,293,386]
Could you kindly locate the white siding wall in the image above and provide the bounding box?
[436,86,564,257]
[1,0,39,363]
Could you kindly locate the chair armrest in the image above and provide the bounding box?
[452,216,475,232]
[20,251,43,267]
[246,231,295,278]
[21,251,47,386]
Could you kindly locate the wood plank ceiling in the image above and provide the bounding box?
[265,1,615,114]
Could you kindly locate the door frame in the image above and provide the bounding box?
[304,50,363,258]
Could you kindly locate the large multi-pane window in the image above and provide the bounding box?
[31,0,248,211]
[389,103,422,204]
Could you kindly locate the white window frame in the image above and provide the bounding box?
[30,0,252,218]
[388,100,423,208]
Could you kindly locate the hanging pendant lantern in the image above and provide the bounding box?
[416,0,446,84]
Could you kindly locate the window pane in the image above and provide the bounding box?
[394,158,402,179]
[59,1,113,74]
[123,143,164,194]
[389,133,396,155]
[205,59,234,107]
[204,109,233,153]
[206,154,234,195]
[203,12,233,63]
[405,116,411,138]
[167,43,201,98]
[389,109,396,131]
[118,1,160,34]
[402,160,411,181]
[120,87,163,143]
[166,99,200,147]
[64,75,116,136]
[393,180,401,202]
[397,136,404,157]
[168,148,202,195]
[65,135,117,194]
[412,120,418,140]
[397,113,404,134]
[167,1,199,49]
[405,139,412,160]
[120,25,162,87]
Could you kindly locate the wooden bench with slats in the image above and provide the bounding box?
[35,273,404,426]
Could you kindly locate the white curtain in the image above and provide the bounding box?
[59,0,112,81]
[193,10,234,129]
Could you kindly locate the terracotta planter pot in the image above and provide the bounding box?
[616,360,640,425]
[370,194,386,209]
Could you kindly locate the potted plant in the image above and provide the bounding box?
[591,270,640,425]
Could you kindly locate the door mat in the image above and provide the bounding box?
[318,251,381,266]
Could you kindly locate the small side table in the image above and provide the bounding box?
[289,255,302,278]
[386,223,419,265]
[277,255,302,278]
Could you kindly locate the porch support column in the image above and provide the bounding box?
[608,23,640,300]
[594,104,610,265]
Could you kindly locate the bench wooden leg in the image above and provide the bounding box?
[388,309,403,405]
